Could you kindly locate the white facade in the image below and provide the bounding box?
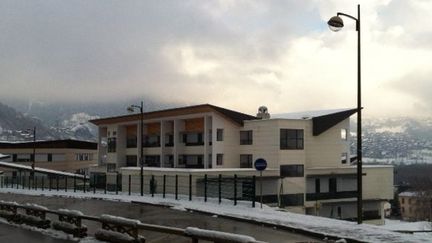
[90,104,393,224]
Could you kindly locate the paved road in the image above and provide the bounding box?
[0,193,322,243]
[0,222,72,243]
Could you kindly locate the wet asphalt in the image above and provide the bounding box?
[0,193,322,243]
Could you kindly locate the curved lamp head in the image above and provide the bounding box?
[127,106,135,113]
[328,16,344,32]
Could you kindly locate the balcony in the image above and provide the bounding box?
[181,132,204,146]
[143,135,160,148]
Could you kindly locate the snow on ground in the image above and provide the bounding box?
[0,187,431,243]
[380,219,432,231]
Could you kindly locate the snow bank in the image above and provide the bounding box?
[100,214,141,226]
[25,203,48,211]
[57,208,84,217]
[185,227,256,243]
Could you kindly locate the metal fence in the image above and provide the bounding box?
[0,173,257,207]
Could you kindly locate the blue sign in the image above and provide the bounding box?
[254,158,267,171]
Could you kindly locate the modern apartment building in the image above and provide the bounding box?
[0,139,98,173]
[89,104,393,224]
[399,191,432,221]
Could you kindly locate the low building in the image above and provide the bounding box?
[399,191,432,221]
[0,139,98,174]
[89,104,393,224]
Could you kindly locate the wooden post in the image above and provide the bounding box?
[65,176,68,192]
[74,176,77,192]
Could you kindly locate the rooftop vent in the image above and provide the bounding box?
[257,106,270,119]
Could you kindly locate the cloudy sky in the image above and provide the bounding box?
[0,0,431,117]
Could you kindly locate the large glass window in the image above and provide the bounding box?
[280,164,304,177]
[240,130,253,145]
[341,129,347,140]
[126,135,137,148]
[280,129,304,150]
[240,154,253,168]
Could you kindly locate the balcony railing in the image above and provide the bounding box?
[306,191,357,201]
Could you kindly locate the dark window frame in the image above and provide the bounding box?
[240,154,253,168]
[280,129,304,150]
[280,164,304,177]
[216,153,223,166]
[216,129,224,141]
[240,130,253,145]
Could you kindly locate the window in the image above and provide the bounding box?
[240,130,253,145]
[165,134,174,147]
[182,133,203,146]
[315,178,320,193]
[280,165,304,177]
[240,154,253,168]
[12,154,17,162]
[337,206,342,218]
[47,154,52,162]
[143,135,160,147]
[145,155,161,167]
[341,129,347,140]
[280,129,304,149]
[126,135,137,148]
[107,163,116,172]
[216,154,223,166]
[108,137,117,152]
[341,153,348,164]
[401,198,405,204]
[217,129,224,141]
[329,178,337,194]
[126,155,137,167]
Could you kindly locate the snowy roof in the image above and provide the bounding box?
[0,153,9,159]
[0,161,86,178]
[399,191,420,197]
[271,108,355,120]
[0,139,97,150]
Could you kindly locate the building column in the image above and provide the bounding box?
[203,116,209,169]
[173,119,179,168]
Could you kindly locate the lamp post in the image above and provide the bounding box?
[328,4,362,224]
[128,101,144,196]
[24,127,36,176]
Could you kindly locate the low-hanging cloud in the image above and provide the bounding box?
[0,0,430,117]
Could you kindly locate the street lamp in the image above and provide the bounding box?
[328,4,363,224]
[24,127,36,174]
[127,101,144,196]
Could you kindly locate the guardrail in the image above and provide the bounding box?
[0,200,266,243]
